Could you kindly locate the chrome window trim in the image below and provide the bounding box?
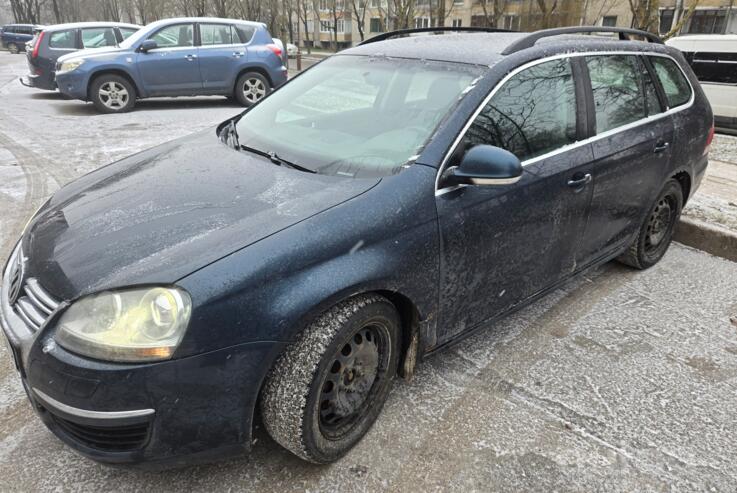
[33,388,155,420]
[434,51,695,196]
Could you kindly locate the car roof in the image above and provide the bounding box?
[143,17,265,29]
[43,21,141,31]
[343,32,676,66]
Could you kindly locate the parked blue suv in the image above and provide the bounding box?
[55,17,288,113]
[1,24,42,54]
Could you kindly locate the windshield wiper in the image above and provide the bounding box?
[264,151,316,174]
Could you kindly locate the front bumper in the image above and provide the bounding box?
[1,248,286,468]
[54,70,89,100]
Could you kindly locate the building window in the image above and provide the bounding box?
[453,0,464,5]
[452,18,462,27]
[470,15,487,27]
[414,17,431,28]
[687,9,727,34]
[601,15,617,27]
[370,0,379,6]
[370,17,384,32]
[320,21,332,32]
[659,8,674,34]
[503,14,520,30]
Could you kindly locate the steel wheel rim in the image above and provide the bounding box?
[99,81,129,109]
[318,322,390,439]
[645,195,674,252]
[243,78,266,103]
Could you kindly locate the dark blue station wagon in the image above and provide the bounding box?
[1,27,713,468]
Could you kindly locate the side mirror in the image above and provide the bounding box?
[139,39,157,52]
[445,145,522,187]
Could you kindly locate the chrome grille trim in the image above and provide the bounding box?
[25,278,59,313]
[16,297,44,329]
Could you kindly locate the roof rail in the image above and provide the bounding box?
[501,26,663,55]
[358,27,513,46]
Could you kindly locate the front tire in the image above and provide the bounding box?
[234,72,270,107]
[260,294,400,463]
[617,179,683,269]
[89,74,136,113]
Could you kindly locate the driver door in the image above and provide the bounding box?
[136,23,201,96]
[435,57,594,342]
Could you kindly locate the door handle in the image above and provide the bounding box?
[185,54,197,61]
[567,173,592,188]
[654,141,670,153]
[232,51,244,57]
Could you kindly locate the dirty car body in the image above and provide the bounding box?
[1,28,713,468]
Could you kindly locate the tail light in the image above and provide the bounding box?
[32,30,44,59]
[266,44,282,58]
[704,122,715,155]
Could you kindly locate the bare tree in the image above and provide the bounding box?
[349,0,368,41]
[10,0,46,23]
[477,0,508,27]
[534,0,558,29]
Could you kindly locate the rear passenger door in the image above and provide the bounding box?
[197,23,242,92]
[575,54,674,267]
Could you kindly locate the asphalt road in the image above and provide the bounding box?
[1,51,737,492]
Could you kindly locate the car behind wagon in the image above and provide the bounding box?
[22,22,141,91]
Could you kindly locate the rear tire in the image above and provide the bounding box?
[8,43,19,54]
[234,72,270,107]
[617,179,683,270]
[89,74,136,114]
[260,294,400,463]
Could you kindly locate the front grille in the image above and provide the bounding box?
[49,413,151,452]
[5,246,60,332]
[13,277,59,331]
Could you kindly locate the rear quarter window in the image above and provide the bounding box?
[235,25,256,43]
[650,56,692,108]
[49,30,76,49]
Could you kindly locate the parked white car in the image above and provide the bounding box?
[287,42,298,57]
[666,34,737,129]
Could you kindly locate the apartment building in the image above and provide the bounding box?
[296,0,737,50]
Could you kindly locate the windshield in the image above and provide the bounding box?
[235,55,484,178]
[118,24,151,49]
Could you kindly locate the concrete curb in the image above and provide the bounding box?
[674,216,737,263]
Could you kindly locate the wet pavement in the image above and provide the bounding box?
[1,51,737,492]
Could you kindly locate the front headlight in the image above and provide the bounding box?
[55,287,192,362]
[59,59,84,73]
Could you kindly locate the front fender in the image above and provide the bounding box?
[177,164,440,357]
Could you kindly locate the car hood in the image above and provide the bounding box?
[24,131,380,300]
[57,46,126,63]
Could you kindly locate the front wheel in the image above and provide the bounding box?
[234,72,270,107]
[617,179,683,269]
[8,43,19,54]
[89,74,136,113]
[260,294,400,463]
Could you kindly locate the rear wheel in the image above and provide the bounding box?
[260,294,400,463]
[234,72,270,107]
[617,179,683,269]
[8,43,19,54]
[89,74,136,113]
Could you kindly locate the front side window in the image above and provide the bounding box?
[49,30,76,49]
[149,24,194,48]
[461,58,577,162]
[81,27,117,48]
[200,23,235,45]
[586,55,647,133]
[235,55,483,178]
[650,56,692,108]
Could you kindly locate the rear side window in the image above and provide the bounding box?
[119,28,138,40]
[685,52,737,84]
[235,25,256,43]
[586,55,647,133]
[461,58,577,162]
[81,27,117,48]
[200,24,235,45]
[650,56,692,108]
[149,24,194,48]
[49,30,76,49]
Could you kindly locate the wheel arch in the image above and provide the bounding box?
[671,169,692,204]
[234,65,274,92]
[87,68,142,100]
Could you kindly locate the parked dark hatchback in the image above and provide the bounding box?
[22,22,141,91]
[0,27,713,468]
